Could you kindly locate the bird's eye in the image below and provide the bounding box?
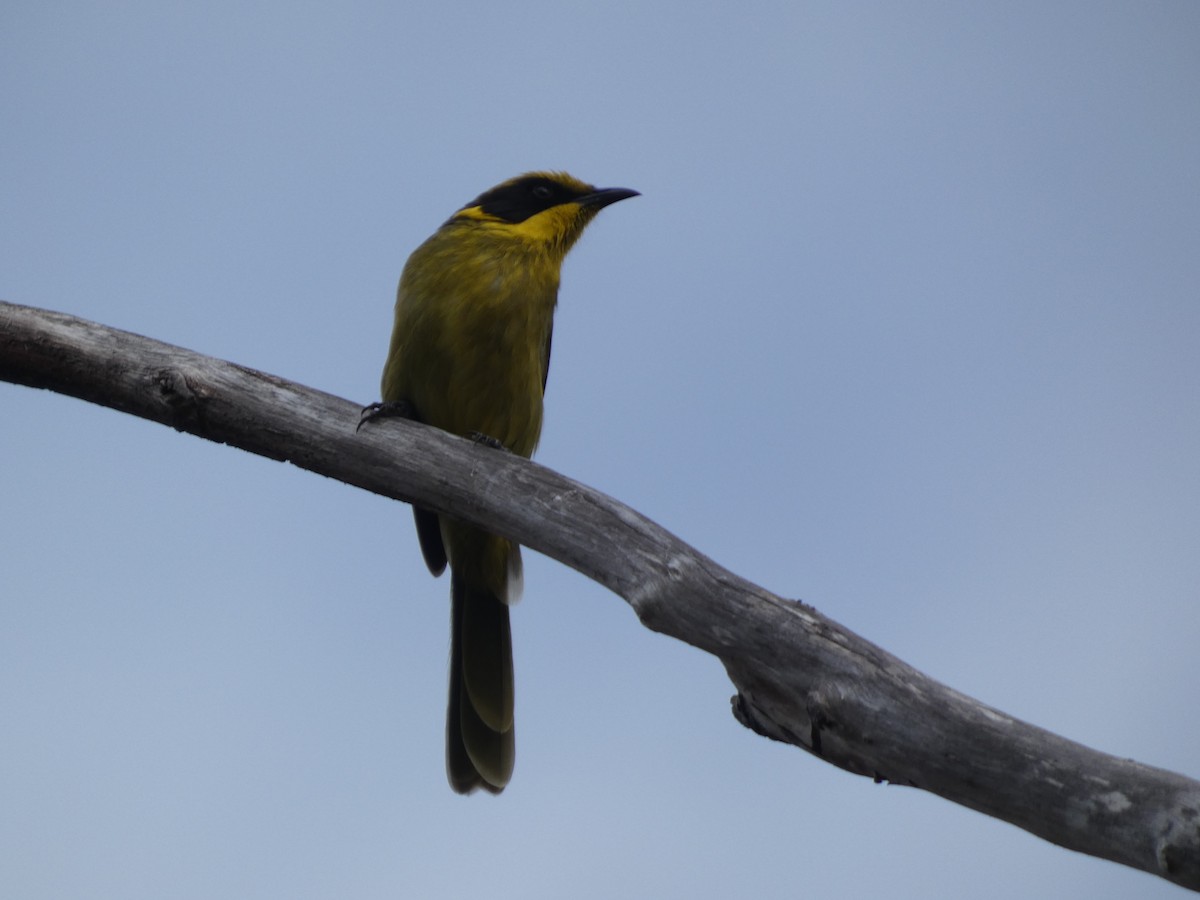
[531,184,554,201]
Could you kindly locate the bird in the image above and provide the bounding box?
[361,171,638,793]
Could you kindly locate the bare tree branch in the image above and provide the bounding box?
[2,299,1198,891]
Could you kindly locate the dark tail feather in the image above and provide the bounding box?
[446,568,514,793]
[412,506,447,576]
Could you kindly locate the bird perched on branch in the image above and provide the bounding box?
[361,172,638,793]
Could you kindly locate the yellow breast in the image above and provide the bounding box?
[380,223,560,459]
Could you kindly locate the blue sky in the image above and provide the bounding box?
[3,3,1198,897]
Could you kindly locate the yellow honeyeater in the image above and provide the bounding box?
[375,172,638,794]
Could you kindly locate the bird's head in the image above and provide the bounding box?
[448,171,639,257]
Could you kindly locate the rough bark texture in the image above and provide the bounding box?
[2,300,1198,891]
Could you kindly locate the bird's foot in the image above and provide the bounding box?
[356,399,416,433]
[468,432,509,452]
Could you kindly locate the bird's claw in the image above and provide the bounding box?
[356,400,416,433]
[468,432,509,452]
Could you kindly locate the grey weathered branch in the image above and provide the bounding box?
[2,299,1198,891]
